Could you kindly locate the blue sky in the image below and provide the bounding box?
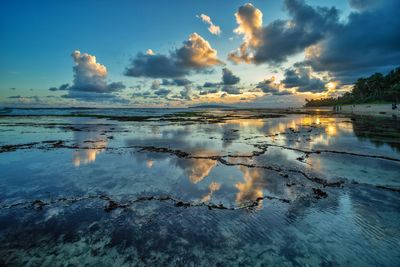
[0,0,398,107]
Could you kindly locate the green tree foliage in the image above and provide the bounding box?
[304,67,400,107]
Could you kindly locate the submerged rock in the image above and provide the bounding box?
[312,188,328,199]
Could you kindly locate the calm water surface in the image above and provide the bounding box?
[0,108,399,266]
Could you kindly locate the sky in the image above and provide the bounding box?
[0,0,399,108]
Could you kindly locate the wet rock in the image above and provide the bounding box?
[175,201,191,208]
[138,146,190,158]
[312,188,328,199]
[31,200,47,210]
[296,156,305,162]
[64,126,82,131]
[137,196,155,201]
[158,195,171,201]
[104,200,119,212]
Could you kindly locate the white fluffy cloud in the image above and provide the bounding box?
[176,33,222,68]
[197,14,221,35]
[125,33,223,78]
[69,50,125,93]
[228,3,263,64]
[49,51,126,101]
[146,49,155,55]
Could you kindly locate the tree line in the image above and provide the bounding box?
[304,67,400,107]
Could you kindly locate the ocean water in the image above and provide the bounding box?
[0,108,399,266]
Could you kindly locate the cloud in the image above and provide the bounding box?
[281,66,327,93]
[229,1,400,84]
[151,80,161,90]
[125,33,223,78]
[202,67,241,89]
[49,83,69,91]
[62,91,129,104]
[132,91,151,98]
[161,78,192,86]
[69,51,125,93]
[197,14,221,35]
[348,0,379,10]
[199,89,218,95]
[106,82,126,92]
[256,77,293,95]
[301,0,400,83]
[146,49,155,55]
[221,85,242,95]
[125,53,188,78]
[176,33,223,68]
[197,68,242,95]
[154,88,171,96]
[7,95,40,104]
[49,51,126,101]
[222,68,240,85]
[178,85,197,100]
[203,82,219,88]
[228,1,339,64]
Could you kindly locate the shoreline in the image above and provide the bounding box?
[307,103,400,118]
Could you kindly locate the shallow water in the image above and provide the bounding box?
[0,109,399,266]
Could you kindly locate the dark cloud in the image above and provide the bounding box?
[348,0,379,10]
[222,68,240,85]
[105,82,126,92]
[256,78,293,95]
[199,89,218,95]
[49,83,70,91]
[221,85,242,95]
[229,1,339,64]
[203,82,219,88]
[132,91,151,98]
[154,89,171,96]
[201,68,240,92]
[230,1,400,84]
[301,0,400,83]
[125,53,189,78]
[125,33,223,78]
[282,66,326,93]
[161,78,192,86]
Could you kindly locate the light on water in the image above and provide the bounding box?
[0,108,399,266]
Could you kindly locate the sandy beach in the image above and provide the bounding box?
[309,104,400,117]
